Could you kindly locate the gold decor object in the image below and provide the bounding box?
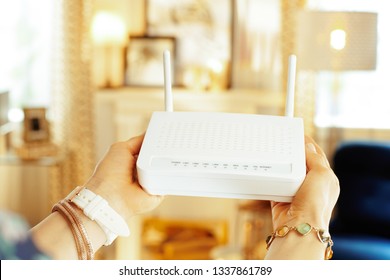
[141,217,228,260]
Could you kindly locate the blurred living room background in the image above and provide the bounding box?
[1,0,389,260]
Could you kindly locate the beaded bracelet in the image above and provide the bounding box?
[266,223,334,260]
[52,200,94,260]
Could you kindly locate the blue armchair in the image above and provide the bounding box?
[330,141,390,259]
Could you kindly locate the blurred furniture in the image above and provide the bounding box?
[211,200,272,260]
[141,217,228,260]
[0,124,12,155]
[330,141,390,259]
[0,152,66,227]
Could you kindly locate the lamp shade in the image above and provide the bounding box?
[296,11,377,71]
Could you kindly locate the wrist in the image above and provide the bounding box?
[83,177,132,221]
[274,208,330,231]
[265,222,333,260]
[265,229,328,260]
[70,204,107,250]
[66,186,130,246]
[282,217,329,231]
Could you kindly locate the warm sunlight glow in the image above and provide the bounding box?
[91,12,127,45]
[8,108,23,123]
[330,29,346,50]
[207,59,224,73]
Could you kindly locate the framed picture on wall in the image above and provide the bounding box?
[23,107,50,143]
[146,0,233,88]
[125,36,176,87]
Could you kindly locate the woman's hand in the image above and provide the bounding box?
[83,134,163,221]
[270,136,340,230]
[264,136,340,259]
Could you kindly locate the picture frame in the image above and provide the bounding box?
[125,36,176,87]
[23,107,50,143]
[146,0,233,87]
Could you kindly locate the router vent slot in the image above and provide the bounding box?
[155,121,293,155]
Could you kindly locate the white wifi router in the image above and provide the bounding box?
[137,52,305,202]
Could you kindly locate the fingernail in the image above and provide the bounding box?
[306,143,316,153]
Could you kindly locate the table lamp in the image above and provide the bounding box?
[294,10,377,142]
[91,11,127,88]
[296,11,377,71]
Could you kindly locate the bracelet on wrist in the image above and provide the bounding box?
[65,186,130,246]
[266,222,334,260]
[52,200,94,260]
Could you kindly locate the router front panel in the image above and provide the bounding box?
[151,157,292,176]
[137,111,306,202]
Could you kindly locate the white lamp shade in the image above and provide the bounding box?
[296,11,377,71]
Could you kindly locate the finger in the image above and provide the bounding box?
[305,135,324,155]
[310,139,330,167]
[132,185,165,213]
[305,136,330,169]
[126,134,145,155]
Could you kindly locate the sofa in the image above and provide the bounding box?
[330,141,390,259]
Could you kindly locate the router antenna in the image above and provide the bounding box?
[285,54,297,118]
[163,50,173,112]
